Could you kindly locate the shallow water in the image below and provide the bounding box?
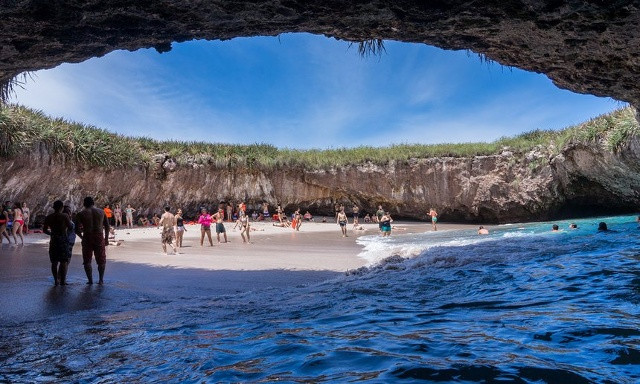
[2,215,639,383]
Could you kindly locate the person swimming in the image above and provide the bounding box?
[597,222,608,231]
[478,226,489,235]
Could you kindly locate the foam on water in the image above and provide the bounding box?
[1,215,639,383]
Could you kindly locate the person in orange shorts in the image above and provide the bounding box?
[76,197,110,284]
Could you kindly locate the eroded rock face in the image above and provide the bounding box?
[2,1,640,109]
[1,139,638,223]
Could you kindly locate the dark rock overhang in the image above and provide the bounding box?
[2,1,640,113]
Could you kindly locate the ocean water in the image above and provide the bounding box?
[1,215,639,383]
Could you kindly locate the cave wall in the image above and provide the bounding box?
[2,1,640,109]
[1,138,638,223]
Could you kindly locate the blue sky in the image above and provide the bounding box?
[10,33,622,149]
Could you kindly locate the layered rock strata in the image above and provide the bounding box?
[2,138,638,223]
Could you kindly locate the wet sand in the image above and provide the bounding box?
[0,221,476,325]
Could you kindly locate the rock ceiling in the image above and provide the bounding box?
[2,1,639,111]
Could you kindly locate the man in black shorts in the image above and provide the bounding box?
[43,200,73,285]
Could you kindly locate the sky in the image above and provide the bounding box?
[10,33,623,149]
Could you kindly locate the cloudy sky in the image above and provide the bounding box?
[10,33,622,149]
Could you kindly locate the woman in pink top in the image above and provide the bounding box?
[198,208,213,246]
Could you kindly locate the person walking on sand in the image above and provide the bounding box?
[114,204,123,228]
[11,202,24,246]
[429,208,438,231]
[76,196,110,285]
[159,206,177,255]
[0,202,11,244]
[380,211,393,237]
[239,211,251,243]
[214,208,228,243]
[21,202,30,234]
[337,208,349,237]
[198,208,214,246]
[43,200,73,285]
[175,209,186,249]
[125,204,136,228]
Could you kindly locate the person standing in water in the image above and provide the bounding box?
[380,211,393,237]
[75,196,110,285]
[376,205,384,227]
[63,205,77,263]
[43,200,73,285]
[159,206,177,255]
[429,208,438,231]
[337,208,348,237]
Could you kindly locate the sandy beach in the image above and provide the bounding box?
[0,220,477,325]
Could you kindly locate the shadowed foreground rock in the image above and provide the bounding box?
[1,137,638,223]
[1,1,640,110]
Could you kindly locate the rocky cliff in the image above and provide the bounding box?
[1,1,640,112]
[2,136,638,224]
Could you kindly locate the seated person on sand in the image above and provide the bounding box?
[251,211,258,221]
[353,224,367,231]
[107,227,123,246]
[363,214,371,223]
[478,226,489,235]
[138,216,149,226]
[152,214,160,226]
[303,211,313,221]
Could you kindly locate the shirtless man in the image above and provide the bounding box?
[337,209,348,237]
[158,207,176,255]
[352,205,360,228]
[214,208,228,243]
[75,196,110,284]
[429,208,438,231]
[43,200,73,285]
[159,206,177,254]
[477,226,489,235]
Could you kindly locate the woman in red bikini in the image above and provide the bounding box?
[12,202,24,245]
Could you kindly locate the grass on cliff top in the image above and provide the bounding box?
[0,104,637,169]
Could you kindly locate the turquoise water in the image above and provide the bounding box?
[1,215,639,383]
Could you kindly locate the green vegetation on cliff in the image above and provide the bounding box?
[0,104,637,170]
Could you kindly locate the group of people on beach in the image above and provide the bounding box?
[0,201,30,246]
[42,196,109,286]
